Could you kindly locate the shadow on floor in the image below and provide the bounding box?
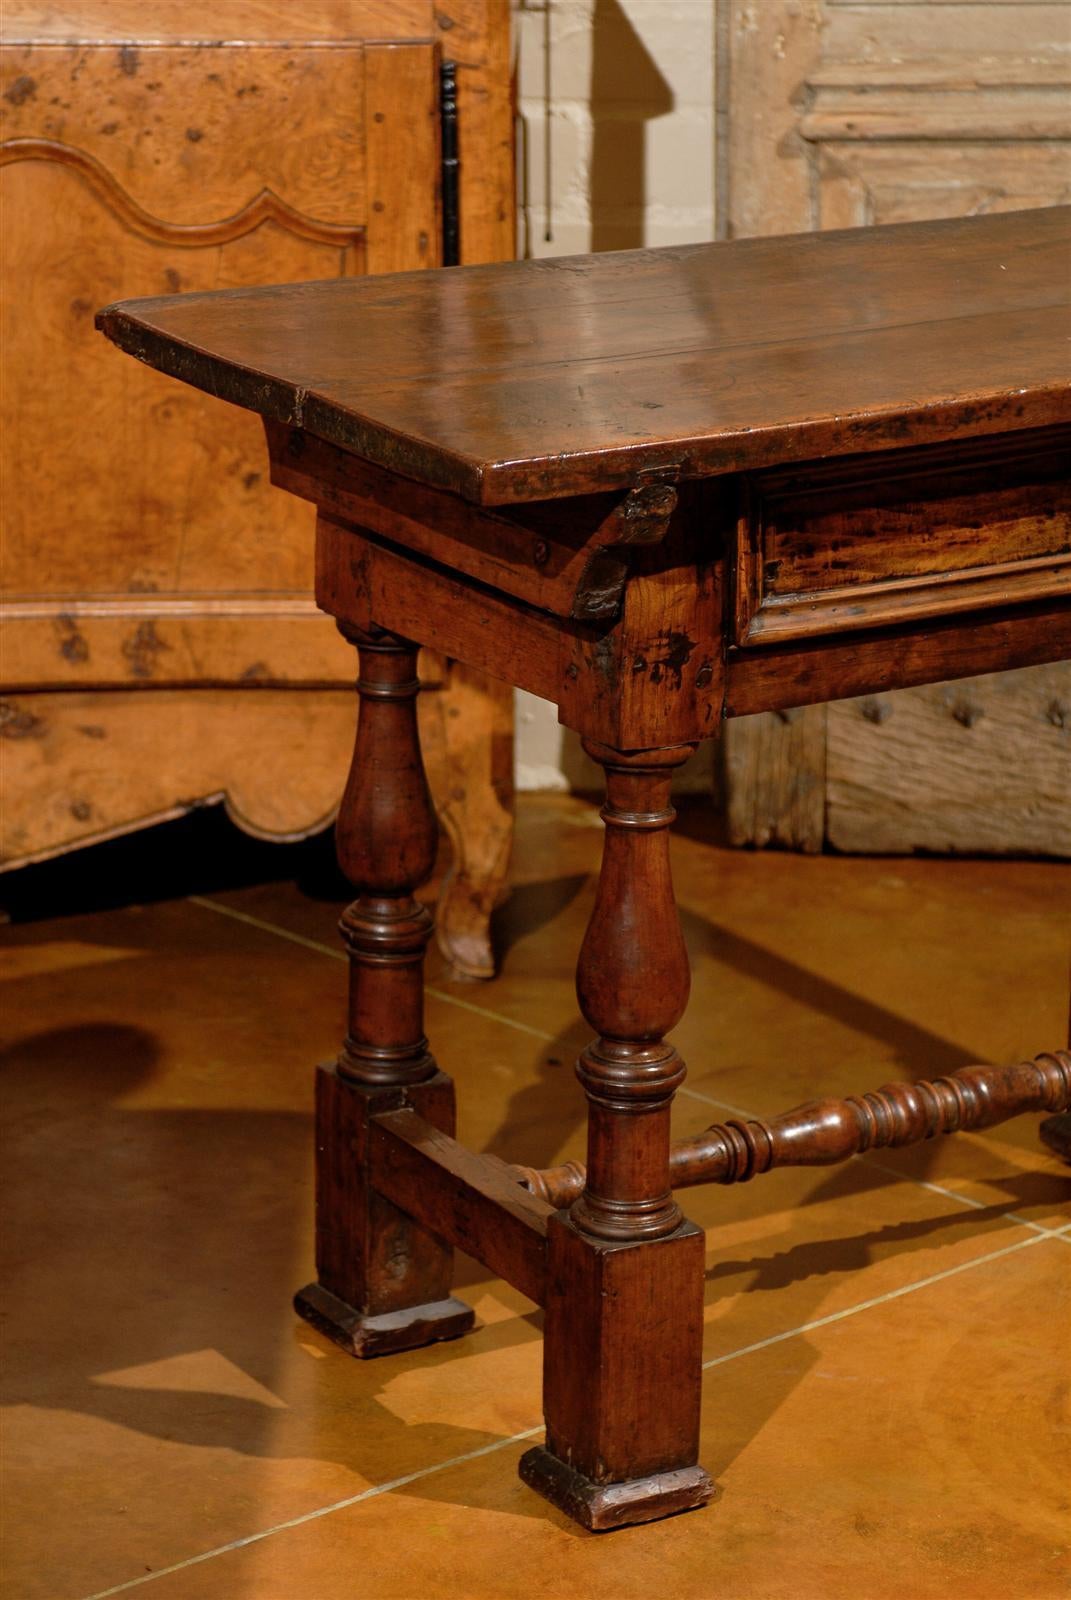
[4,851,1064,1551]
[0,805,348,925]
[8,1012,1059,1531]
[479,874,979,1181]
[7,1017,1059,1539]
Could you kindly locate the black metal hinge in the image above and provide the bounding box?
[440,59,460,267]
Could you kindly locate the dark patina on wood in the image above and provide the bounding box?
[97,206,1071,504]
[97,205,1071,1533]
[292,626,475,1357]
[514,1051,1071,1206]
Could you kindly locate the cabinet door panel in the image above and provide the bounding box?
[0,35,441,860]
[1,157,363,598]
[0,39,437,631]
[0,13,514,971]
[0,43,369,221]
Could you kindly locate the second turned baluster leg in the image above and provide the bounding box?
[294,624,475,1356]
[520,742,714,1530]
[1039,995,1071,1163]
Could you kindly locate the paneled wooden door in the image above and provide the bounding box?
[0,4,515,974]
[716,0,1070,855]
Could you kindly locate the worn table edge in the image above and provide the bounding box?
[95,297,1070,508]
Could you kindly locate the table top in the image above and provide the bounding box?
[97,207,1071,507]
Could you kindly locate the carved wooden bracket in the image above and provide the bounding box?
[569,478,680,623]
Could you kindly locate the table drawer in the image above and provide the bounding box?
[733,426,1071,646]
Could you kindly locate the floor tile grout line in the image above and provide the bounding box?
[855,1153,1066,1239]
[188,894,1068,1237]
[187,896,558,1043]
[699,1228,1049,1371]
[78,1228,1054,1600]
[79,1425,546,1600]
[676,1082,755,1118]
[188,896,347,961]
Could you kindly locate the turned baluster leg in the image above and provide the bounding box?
[294,623,474,1356]
[521,741,714,1531]
[1039,994,1071,1163]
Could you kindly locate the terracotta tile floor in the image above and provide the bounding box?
[2,794,1068,1600]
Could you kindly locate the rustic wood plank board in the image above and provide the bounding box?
[825,664,1071,857]
[715,0,1071,859]
[98,207,1071,505]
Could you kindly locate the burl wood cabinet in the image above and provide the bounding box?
[717,0,1070,856]
[0,2,514,975]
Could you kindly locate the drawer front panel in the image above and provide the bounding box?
[734,427,1071,645]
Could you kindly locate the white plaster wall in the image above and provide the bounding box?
[511,0,717,791]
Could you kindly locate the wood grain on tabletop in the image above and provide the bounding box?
[98,207,1071,504]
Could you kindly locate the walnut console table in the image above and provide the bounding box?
[99,206,1071,1532]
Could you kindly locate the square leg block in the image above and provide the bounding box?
[522,1211,714,1531]
[294,1063,474,1358]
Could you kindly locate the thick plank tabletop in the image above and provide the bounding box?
[97,207,1071,506]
